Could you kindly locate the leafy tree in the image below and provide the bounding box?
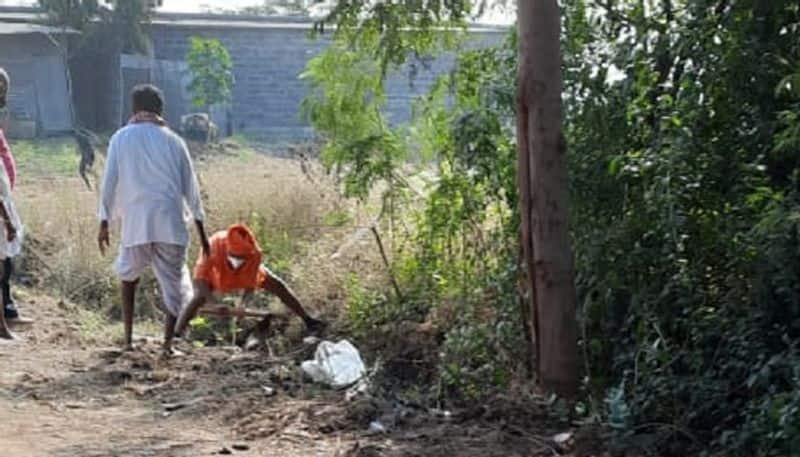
[39,0,153,55]
[240,0,313,16]
[38,0,101,31]
[310,0,580,396]
[307,0,800,454]
[186,37,235,111]
[39,0,155,182]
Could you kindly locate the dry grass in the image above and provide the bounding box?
[12,138,388,330]
[195,145,388,321]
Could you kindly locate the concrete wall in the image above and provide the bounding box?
[148,22,505,139]
[0,34,73,137]
[70,45,122,132]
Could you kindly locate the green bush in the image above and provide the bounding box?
[305,1,800,454]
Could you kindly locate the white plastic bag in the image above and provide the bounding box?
[301,340,366,388]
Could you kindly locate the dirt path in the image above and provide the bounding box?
[0,291,604,457]
[0,292,356,456]
[0,297,231,456]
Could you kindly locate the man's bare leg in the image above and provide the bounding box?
[0,307,14,340]
[121,279,138,350]
[0,265,8,340]
[1,259,16,340]
[175,280,211,336]
[262,269,325,332]
[162,313,179,357]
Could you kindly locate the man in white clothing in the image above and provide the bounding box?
[98,84,210,354]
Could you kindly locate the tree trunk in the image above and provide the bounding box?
[516,0,580,398]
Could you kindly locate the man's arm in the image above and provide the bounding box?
[195,219,210,258]
[178,138,209,257]
[97,138,119,255]
[0,147,15,243]
[0,203,15,242]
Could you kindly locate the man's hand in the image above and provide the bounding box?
[98,221,110,255]
[5,222,15,242]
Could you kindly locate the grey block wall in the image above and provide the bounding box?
[149,22,505,139]
[0,34,73,137]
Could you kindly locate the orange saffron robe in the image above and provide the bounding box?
[194,224,267,293]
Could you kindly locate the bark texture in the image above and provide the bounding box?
[516,0,580,397]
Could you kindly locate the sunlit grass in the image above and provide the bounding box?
[10,137,81,178]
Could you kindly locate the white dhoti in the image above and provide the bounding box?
[115,243,192,318]
[0,198,22,260]
[0,153,22,260]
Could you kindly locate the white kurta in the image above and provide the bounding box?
[0,160,22,259]
[98,123,205,248]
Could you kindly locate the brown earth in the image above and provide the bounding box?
[0,291,608,457]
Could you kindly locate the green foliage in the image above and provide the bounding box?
[301,43,403,200]
[563,0,800,454]
[11,138,81,176]
[318,0,471,76]
[246,211,295,278]
[303,11,523,401]
[38,0,101,31]
[313,0,800,453]
[39,0,153,54]
[322,209,352,227]
[604,381,632,431]
[186,37,235,110]
[344,274,388,337]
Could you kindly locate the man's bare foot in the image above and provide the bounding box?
[123,343,135,352]
[0,327,17,340]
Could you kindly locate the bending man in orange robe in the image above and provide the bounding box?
[174,224,325,341]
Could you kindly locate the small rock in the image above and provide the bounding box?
[366,421,387,435]
[218,446,233,455]
[553,431,574,453]
[149,370,170,382]
[303,336,321,346]
[232,443,250,451]
[553,432,573,444]
[106,370,133,385]
[244,336,262,351]
[98,348,123,360]
[163,402,184,412]
[261,385,276,397]
[345,379,370,401]
[163,397,204,412]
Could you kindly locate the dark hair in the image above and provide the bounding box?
[131,84,164,115]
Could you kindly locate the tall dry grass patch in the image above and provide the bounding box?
[198,150,386,320]
[12,139,388,325]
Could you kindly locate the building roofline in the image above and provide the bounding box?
[0,22,78,35]
[151,13,507,34]
[0,6,508,34]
